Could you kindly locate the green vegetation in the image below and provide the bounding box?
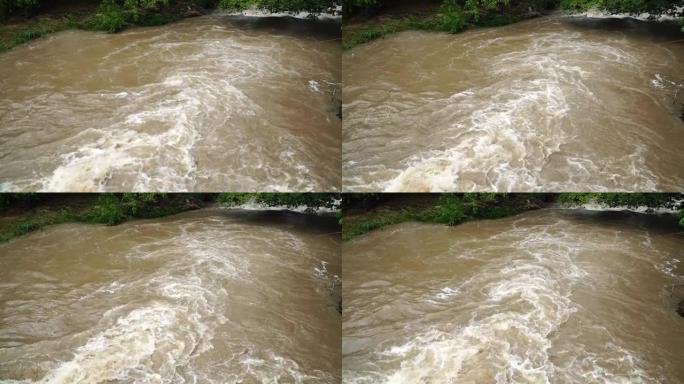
[342,193,547,240]
[94,0,127,32]
[343,0,683,49]
[342,14,464,49]
[0,17,75,52]
[0,0,339,52]
[0,193,209,242]
[1,215,60,243]
[0,193,340,243]
[77,193,208,225]
[0,1,201,52]
[343,0,543,49]
[343,193,684,240]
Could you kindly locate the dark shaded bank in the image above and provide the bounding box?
[342,193,684,240]
[0,193,340,243]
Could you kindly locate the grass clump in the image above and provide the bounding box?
[0,211,70,243]
[436,1,466,32]
[81,194,127,225]
[0,20,70,52]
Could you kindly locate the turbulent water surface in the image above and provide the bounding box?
[0,209,341,383]
[343,15,684,191]
[0,15,341,192]
[342,209,684,383]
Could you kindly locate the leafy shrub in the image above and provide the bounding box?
[95,0,126,32]
[89,194,126,225]
[433,194,466,225]
[436,1,466,33]
[217,193,254,206]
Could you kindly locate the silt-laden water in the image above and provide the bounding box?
[0,209,341,383]
[0,15,341,192]
[343,209,684,383]
[343,16,684,191]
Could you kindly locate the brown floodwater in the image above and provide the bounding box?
[0,208,341,383]
[342,15,684,192]
[0,14,341,192]
[343,209,684,383]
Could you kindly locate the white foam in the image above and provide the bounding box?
[228,198,341,214]
[224,5,342,20]
[380,34,582,191]
[570,6,684,22]
[345,24,668,192]
[345,222,651,383]
[0,16,338,192]
[39,305,187,384]
[39,71,257,192]
[562,198,683,214]
[434,287,460,300]
[309,80,322,93]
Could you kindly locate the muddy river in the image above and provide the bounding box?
[0,208,341,383]
[343,209,684,382]
[0,15,341,192]
[343,15,684,191]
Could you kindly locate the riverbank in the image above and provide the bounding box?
[342,194,549,240]
[0,0,214,52]
[0,194,211,243]
[342,0,684,49]
[342,193,684,240]
[0,193,340,243]
[342,0,551,49]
